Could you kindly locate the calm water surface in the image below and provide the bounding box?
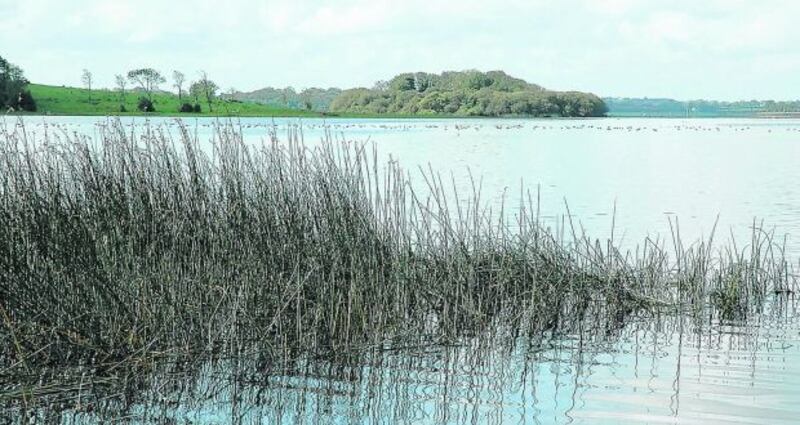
[7,116,800,424]
[55,300,800,424]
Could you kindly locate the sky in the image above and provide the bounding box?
[1,0,798,101]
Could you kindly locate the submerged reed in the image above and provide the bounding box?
[0,118,796,406]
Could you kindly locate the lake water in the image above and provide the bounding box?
[121,303,800,424]
[6,115,800,424]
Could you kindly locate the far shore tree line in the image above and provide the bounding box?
[5,52,800,118]
[604,97,800,117]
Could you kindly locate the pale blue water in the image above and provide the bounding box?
[68,304,800,424]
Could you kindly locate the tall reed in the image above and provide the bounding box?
[0,118,795,381]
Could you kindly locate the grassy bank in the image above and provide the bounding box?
[24,84,325,117]
[0,120,796,414]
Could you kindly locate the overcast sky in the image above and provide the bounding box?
[2,0,798,100]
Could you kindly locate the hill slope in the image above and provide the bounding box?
[26,84,323,117]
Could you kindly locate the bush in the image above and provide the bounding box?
[119,104,127,113]
[16,90,36,112]
[193,103,201,113]
[137,97,155,112]
[179,103,194,113]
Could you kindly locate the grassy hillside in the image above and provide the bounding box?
[25,84,324,117]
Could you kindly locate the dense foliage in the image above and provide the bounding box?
[330,70,607,117]
[0,55,36,112]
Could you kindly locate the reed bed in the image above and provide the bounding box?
[0,119,796,403]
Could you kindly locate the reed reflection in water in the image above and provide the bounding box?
[16,296,797,424]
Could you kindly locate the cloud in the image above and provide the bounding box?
[297,2,391,35]
[586,0,638,15]
[1,0,799,100]
[613,2,800,56]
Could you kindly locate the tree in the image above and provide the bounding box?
[17,90,36,112]
[189,81,202,104]
[172,70,185,100]
[0,55,35,111]
[413,72,435,92]
[115,74,127,101]
[300,89,313,111]
[81,69,93,101]
[373,80,389,91]
[81,69,92,91]
[390,73,416,91]
[196,71,218,112]
[225,87,237,101]
[280,87,294,106]
[127,68,165,101]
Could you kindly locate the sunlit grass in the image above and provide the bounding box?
[24,84,324,117]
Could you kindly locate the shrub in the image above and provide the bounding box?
[119,104,127,113]
[193,103,201,113]
[179,103,194,113]
[137,97,155,112]
[16,90,37,112]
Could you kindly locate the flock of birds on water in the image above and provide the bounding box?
[9,119,800,136]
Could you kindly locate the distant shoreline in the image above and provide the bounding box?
[7,112,798,120]
[12,84,799,120]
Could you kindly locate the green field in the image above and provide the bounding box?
[24,84,325,117]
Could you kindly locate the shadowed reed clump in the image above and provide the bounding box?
[0,119,796,381]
